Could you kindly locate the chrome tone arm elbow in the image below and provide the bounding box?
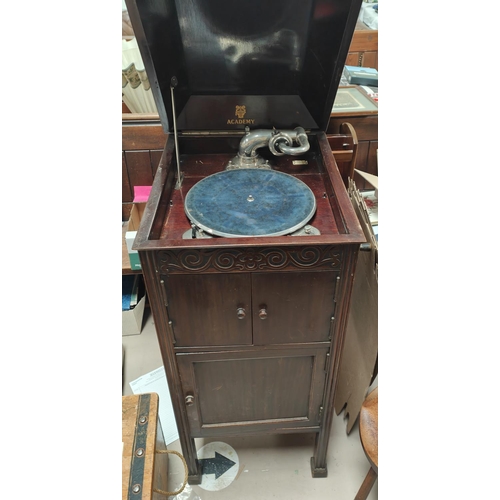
[275,127,310,156]
[227,126,310,170]
[238,129,274,157]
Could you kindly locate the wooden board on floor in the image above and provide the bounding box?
[122,393,169,499]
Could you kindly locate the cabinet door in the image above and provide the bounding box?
[177,347,328,437]
[252,271,338,345]
[164,273,252,347]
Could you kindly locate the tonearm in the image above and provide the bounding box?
[227,126,310,170]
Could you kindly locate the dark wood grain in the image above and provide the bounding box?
[355,140,370,169]
[367,140,378,178]
[122,203,133,223]
[328,115,377,142]
[327,134,355,151]
[150,150,163,177]
[122,123,168,151]
[133,133,364,252]
[124,150,154,189]
[252,271,338,345]
[191,356,312,423]
[311,245,359,474]
[327,133,355,186]
[138,251,201,480]
[145,138,176,242]
[122,152,132,203]
[165,273,253,347]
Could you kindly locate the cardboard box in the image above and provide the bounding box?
[122,275,147,336]
[125,203,146,271]
[122,294,146,336]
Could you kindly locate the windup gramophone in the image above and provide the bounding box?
[127,0,365,484]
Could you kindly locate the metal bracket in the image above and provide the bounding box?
[226,156,272,170]
[182,226,214,239]
[318,405,324,423]
[290,224,321,236]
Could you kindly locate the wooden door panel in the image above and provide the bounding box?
[124,150,155,187]
[361,51,378,70]
[165,273,252,347]
[346,52,360,67]
[177,347,328,436]
[197,356,311,423]
[252,272,338,345]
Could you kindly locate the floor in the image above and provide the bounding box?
[122,310,377,500]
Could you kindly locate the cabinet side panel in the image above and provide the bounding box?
[138,251,200,478]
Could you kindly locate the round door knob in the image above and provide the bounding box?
[236,307,246,319]
[185,395,195,406]
[259,308,268,320]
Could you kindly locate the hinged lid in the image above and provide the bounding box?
[125,0,362,133]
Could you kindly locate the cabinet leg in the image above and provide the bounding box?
[310,428,330,477]
[187,459,203,485]
[179,437,203,485]
[310,456,328,478]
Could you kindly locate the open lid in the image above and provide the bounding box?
[125,0,362,133]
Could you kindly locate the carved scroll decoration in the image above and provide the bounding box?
[157,246,342,274]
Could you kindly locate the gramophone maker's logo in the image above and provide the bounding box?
[235,105,246,118]
[228,105,255,125]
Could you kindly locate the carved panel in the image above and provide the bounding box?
[157,246,343,274]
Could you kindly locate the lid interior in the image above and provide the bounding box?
[126,0,362,132]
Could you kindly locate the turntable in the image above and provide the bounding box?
[184,167,318,238]
[128,0,366,483]
[182,126,320,238]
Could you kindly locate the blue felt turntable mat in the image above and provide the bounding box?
[184,169,316,237]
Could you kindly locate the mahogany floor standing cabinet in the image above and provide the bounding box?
[127,0,365,484]
[134,133,365,483]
